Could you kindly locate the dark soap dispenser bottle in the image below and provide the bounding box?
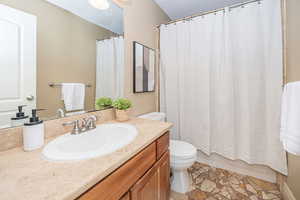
[11,105,29,127]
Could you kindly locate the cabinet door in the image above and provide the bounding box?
[130,165,159,200]
[158,152,170,200]
[131,151,170,200]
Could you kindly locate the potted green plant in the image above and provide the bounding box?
[112,98,132,121]
[95,97,113,110]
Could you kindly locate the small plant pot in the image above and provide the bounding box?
[115,109,130,122]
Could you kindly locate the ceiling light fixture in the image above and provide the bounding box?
[113,0,131,6]
[89,0,110,10]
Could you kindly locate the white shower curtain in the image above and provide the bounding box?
[96,36,124,99]
[160,0,287,175]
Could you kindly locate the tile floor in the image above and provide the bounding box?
[170,162,282,200]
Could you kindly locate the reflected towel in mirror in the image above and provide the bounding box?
[61,83,85,112]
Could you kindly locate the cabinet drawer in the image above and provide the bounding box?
[156,132,169,160]
[78,143,156,200]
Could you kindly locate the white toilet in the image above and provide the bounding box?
[139,112,197,194]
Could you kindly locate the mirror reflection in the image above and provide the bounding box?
[0,0,124,129]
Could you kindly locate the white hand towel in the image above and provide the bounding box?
[61,83,85,112]
[280,81,300,155]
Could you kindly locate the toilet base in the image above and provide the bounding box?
[171,168,192,194]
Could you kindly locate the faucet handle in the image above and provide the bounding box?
[87,115,98,129]
[81,118,89,132]
[63,120,81,135]
[89,115,98,121]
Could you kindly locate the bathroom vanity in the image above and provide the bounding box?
[78,132,170,200]
[0,117,172,200]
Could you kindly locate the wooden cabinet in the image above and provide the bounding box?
[78,132,170,200]
[131,151,170,200]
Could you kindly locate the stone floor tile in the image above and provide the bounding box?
[186,162,282,200]
[247,177,279,191]
[170,191,189,200]
[187,190,207,200]
[261,191,279,200]
[246,184,258,194]
[231,183,249,197]
[200,179,217,193]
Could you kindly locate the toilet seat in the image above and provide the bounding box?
[170,140,197,161]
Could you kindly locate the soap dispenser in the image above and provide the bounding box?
[23,109,45,151]
[11,105,29,127]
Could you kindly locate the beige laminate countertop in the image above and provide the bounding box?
[0,118,172,200]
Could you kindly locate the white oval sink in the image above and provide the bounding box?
[42,123,138,161]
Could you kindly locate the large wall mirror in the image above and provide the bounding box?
[0,0,124,129]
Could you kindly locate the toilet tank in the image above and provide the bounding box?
[139,112,166,122]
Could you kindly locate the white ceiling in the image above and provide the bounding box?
[154,0,247,20]
[45,0,123,34]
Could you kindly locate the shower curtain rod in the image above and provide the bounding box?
[156,0,261,28]
[97,34,124,41]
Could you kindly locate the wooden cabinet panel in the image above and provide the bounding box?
[78,143,156,200]
[130,160,159,200]
[156,132,169,160]
[131,151,170,200]
[131,170,158,200]
[158,152,170,200]
[120,192,130,200]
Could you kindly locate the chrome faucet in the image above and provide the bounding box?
[57,108,65,118]
[63,115,98,135]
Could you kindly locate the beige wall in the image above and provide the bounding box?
[123,0,169,116]
[286,0,300,199]
[0,0,115,118]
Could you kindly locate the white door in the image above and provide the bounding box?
[0,4,36,128]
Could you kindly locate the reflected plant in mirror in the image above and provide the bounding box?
[95,97,113,110]
[0,0,124,129]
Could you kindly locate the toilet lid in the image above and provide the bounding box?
[170,140,197,159]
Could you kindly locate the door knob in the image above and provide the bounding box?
[26,95,35,101]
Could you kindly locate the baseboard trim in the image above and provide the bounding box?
[282,182,296,200]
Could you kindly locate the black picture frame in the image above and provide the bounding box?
[133,41,156,93]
